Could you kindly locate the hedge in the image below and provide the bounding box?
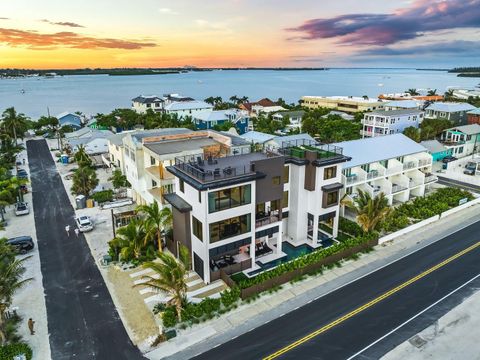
[91,190,114,203]
[339,217,363,237]
[0,343,32,360]
[236,232,378,289]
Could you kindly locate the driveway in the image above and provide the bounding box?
[27,139,144,360]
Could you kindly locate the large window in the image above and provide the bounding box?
[282,191,289,208]
[208,185,251,213]
[179,179,185,193]
[150,156,156,166]
[209,214,251,243]
[283,166,290,183]
[192,216,203,241]
[323,190,339,208]
[324,166,337,180]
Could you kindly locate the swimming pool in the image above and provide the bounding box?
[247,242,315,276]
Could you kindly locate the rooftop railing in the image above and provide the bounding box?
[277,139,343,161]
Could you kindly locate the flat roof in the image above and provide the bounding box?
[332,133,428,169]
[368,109,423,116]
[144,137,219,156]
[302,95,383,103]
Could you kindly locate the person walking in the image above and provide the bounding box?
[28,318,35,335]
[74,228,80,237]
[65,225,70,237]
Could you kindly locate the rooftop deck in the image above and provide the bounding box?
[173,149,280,183]
[276,139,345,164]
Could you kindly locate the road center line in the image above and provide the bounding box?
[263,241,480,360]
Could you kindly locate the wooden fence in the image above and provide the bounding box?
[237,239,378,299]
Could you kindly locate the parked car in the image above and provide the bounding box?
[442,156,457,163]
[15,202,29,216]
[76,216,94,232]
[7,236,34,254]
[16,169,28,179]
[464,168,475,176]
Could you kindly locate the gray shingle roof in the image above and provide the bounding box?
[367,109,423,116]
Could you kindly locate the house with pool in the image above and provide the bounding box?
[165,139,350,284]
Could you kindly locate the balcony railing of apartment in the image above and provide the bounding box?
[403,161,417,171]
[391,184,408,194]
[408,178,423,188]
[277,139,343,161]
[344,173,365,185]
[362,119,375,125]
[386,166,403,176]
[366,169,385,180]
[361,130,373,137]
[418,159,432,167]
[255,210,280,228]
[424,174,438,183]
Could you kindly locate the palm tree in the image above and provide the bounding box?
[342,189,390,233]
[229,95,239,104]
[74,145,91,167]
[239,96,249,104]
[1,107,29,145]
[138,249,189,322]
[403,126,421,142]
[444,89,455,101]
[427,89,437,96]
[136,202,172,252]
[71,166,99,197]
[109,169,129,190]
[0,240,32,345]
[110,219,147,261]
[406,88,420,96]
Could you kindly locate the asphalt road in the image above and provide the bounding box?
[193,220,480,360]
[436,175,480,193]
[27,140,144,360]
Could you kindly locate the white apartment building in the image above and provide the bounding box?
[333,134,437,209]
[361,109,424,138]
[165,139,350,284]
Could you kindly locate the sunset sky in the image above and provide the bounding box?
[1,0,479,69]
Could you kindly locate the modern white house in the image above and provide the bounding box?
[164,138,350,284]
[272,110,305,131]
[439,124,480,158]
[131,95,164,114]
[361,109,424,138]
[164,100,213,118]
[333,134,437,208]
[424,102,477,125]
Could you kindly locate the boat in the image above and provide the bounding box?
[20,89,25,94]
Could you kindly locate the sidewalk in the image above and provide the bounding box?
[149,202,480,360]
[0,143,52,360]
[382,288,480,360]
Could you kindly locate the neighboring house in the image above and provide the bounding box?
[301,96,384,113]
[265,133,316,150]
[193,109,250,134]
[420,140,453,162]
[121,129,250,206]
[383,100,424,111]
[333,134,436,208]
[131,95,164,114]
[361,109,424,138]
[378,93,443,102]
[451,88,480,100]
[272,110,305,131]
[164,100,213,119]
[57,112,82,130]
[424,102,476,125]
[107,131,134,172]
[239,98,282,117]
[65,128,114,155]
[467,108,480,125]
[165,139,350,284]
[240,131,276,146]
[439,124,480,158]
[321,111,354,121]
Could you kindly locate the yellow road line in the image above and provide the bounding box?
[263,241,480,360]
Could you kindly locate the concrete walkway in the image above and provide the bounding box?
[146,202,480,360]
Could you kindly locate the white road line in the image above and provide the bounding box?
[346,272,480,360]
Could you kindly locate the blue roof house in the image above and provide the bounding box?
[193,109,250,134]
[57,112,82,130]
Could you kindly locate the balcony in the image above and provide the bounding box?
[343,173,365,186]
[361,129,373,137]
[424,174,438,183]
[255,210,280,228]
[418,159,432,167]
[403,161,417,171]
[362,119,375,125]
[391,184,408,194]
[366,168,385,180]
[145,165,174,180]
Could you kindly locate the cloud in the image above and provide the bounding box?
[358,40,480,57]
[158,8,178,15]
[0,17,9,20]
[287,0,480,46]
[0,28,157,50]
[41,19,85,28]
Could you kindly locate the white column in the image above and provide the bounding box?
[332,212,339,238]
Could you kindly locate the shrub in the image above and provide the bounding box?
[161,307,177,328]
[91,189,114,203]
[220,287,240,308]
[381,213,411,233]
[0,343,33,360]
[153,303,166,314]
[339,217,363,237]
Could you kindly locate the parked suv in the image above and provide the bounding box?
[76,216,94,232]
[442,156,457,163]
[7,236,34,254]
[15,202,29,216]
[16,169,28,179]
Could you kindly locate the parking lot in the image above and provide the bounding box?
[433,155,480,188]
